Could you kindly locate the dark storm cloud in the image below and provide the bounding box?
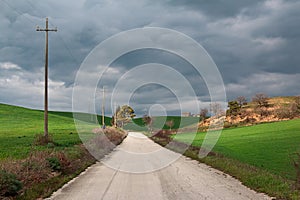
[0,0,299,114]
[107,49,209,97]
[165,0,260,19]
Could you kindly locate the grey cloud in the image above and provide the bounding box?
[0,63,72,111]
[0,0,299,115]
[226,72,300,100]
[165,0,260,19]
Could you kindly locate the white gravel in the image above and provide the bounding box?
[46,132,272,200]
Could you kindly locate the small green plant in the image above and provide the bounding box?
[0,170,22,197]
[47,157,61,171]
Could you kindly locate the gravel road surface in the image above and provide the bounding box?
[46,132,271,200]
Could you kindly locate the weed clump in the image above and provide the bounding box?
[0,170,22,197]
[292,152,300,190]
[34,133,54,146]
[47,157,61,171]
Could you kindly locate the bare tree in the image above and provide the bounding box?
[236,96,247,107]
[199,108,208,120]
[253,93,270,117]
[210,102,223,116]
[252,93,269,107]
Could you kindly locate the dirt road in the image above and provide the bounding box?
[46,132,271,200]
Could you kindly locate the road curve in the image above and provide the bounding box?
[46,132,271,200]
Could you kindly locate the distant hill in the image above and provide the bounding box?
[126,116,200,132]
[199,96,300,131]
[0,103,113,159]
[0,103,111,129]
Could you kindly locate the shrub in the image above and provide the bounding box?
[276,103,299,119]
[241,117,256,125]
[47,157,61,171]
[276,107,291,119]
[88,127,127,160]
[255,107,271,117]
[252,93,269,108]
[227,101,241,116]
[152,130,173,139]
[19,151,52,186]
[290,102,300,118]
[292,152,300,190]
[223,121,232,128]
[295,96,300,110]
[0,170,22,197]
[103,127,127,145]
[165,120,174,130]
[197,126,208,132]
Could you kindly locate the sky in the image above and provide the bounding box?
[0,0,299,116]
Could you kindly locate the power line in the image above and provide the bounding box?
[1,0,80,66]
[22,0,81,64]
[0,0,36,24]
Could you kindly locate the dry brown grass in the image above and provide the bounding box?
[33,134,54,146]
[88,127,127,160]
[0,145,95,199]
[92,126,127,145]
[0,126,127,199]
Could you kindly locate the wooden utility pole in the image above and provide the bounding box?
[114,102,117,128]
[36,18,57,138]
[102,86,105,128]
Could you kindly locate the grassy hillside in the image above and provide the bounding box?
[0,103,110,159]
[0,103,126,199]
[219,96,300,129]
[175,118,300,179]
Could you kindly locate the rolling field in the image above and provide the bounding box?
[0,103,123,199]
[0,103,110,159]
[174,119,300,179]
[2,102,299,179]
[1,103,300,199]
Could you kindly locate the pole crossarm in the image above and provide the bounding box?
[36,18,57,32]
[36,27,57,32]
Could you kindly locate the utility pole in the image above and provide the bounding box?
[114,102,117,128]
[36,18,57,138]
[102,86,105,128]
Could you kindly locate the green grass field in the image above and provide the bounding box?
[174,119,300,180]
[2,102,299,179]
[0,103,120,199]
[0,103,111,159]
[1,103,300,199]
[125,116,199,131]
